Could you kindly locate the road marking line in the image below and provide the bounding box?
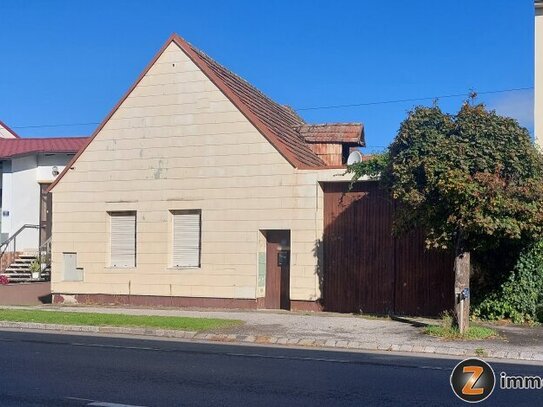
[225,351,351,364]
[420,365,445,370]
[65,396,147,406]
[66,341,448,370]
[65,396,95,403]
[70,342,158,351]
[19,336,449,372]
[88,402,148,407]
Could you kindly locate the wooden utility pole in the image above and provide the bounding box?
[454,249,470,334]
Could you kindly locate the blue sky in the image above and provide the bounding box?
[0,0,535,152]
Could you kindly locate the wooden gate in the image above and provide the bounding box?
[322,182,454,316]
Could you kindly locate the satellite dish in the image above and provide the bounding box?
[347,150,363,165]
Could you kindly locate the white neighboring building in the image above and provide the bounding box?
[0,121,19,139]
[536,1,542,145]
[0,120,87,252]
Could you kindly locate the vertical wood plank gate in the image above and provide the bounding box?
[322,182,454,316]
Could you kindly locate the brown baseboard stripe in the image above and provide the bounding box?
[52,293,322,312]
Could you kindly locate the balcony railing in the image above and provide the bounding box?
[0,224,41,264]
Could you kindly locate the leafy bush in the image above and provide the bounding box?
[473,240,543,323]
[349,102,543,331]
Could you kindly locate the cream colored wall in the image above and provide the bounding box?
[51,42,349,302]
[536,5,543,146]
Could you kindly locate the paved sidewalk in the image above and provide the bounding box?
[2,305,543,362]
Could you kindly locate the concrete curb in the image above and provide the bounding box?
[1,321,541,362]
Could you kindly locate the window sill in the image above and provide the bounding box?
[105,266,137,271]
[167,266,201,271]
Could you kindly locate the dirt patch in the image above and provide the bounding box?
[491,324,543,347]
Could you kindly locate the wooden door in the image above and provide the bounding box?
[265,230,290,310]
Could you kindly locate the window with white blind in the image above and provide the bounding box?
[172,210,201,268]
[109,211,136,268]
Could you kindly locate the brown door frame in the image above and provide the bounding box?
[264,230,291,310]
[39,183,53,248]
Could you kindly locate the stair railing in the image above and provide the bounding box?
[0,224,41,270]
[39,236,52,270]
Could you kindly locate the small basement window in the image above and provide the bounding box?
[109,211,136,268]
[171,210,201,268]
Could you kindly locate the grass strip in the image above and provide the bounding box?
[0,309,242,331]
[424,324,497,340]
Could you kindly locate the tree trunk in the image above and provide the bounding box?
[454,236,470,334]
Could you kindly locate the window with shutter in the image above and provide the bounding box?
[172,210,201,268]
[109,212,136,268]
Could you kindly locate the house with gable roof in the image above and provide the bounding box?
[48,34,452,314]
[0,120,87,280]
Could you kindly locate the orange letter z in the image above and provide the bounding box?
[462,366,485,396]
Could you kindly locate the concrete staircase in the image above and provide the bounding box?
[0,253,50,283]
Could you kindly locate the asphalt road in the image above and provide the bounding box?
[0,330,540,406]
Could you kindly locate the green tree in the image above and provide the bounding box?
[349,101,543,332]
